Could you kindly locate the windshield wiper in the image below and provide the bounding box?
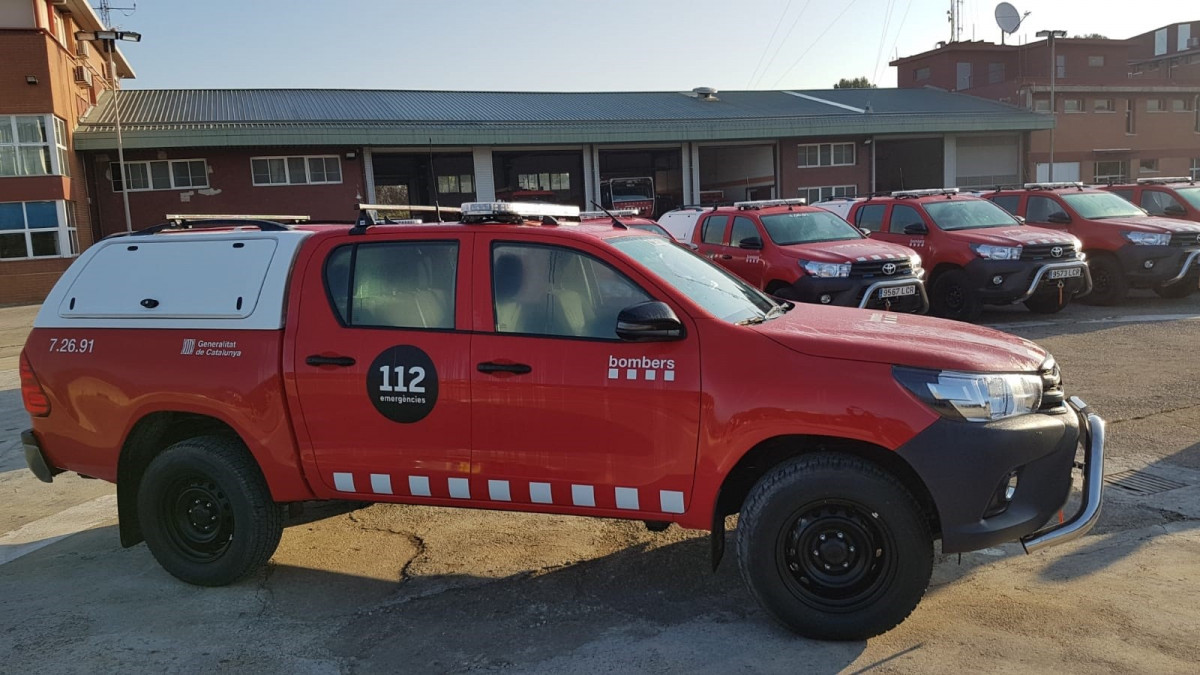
[737,314,767,325]
[764,302,792,320]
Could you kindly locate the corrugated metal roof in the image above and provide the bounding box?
[74,88,1051,149]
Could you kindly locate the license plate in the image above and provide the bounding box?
[1048,267,1083,280]
[879,285,917,298]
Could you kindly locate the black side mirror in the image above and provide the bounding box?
[903,223,928,235]
[738,236,763,250]
[1047,212,1071,224]
[616,301,686,342]
[1164,204,1187,216]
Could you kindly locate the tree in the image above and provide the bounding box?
[834,77,877,89]
[1074,33,1108,39]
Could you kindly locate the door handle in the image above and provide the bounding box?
[477,361,532,375]
[305,355,356,367]
[720,254,733,260]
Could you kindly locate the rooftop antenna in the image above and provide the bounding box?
[94,0,137,29]
[948,0,964,42]
[994,2,1030,45]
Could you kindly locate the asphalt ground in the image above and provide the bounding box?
[2,293,1199,674]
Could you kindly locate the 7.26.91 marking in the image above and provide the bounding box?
[48,338,95,354]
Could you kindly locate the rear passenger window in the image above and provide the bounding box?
[854,204,886,232]
[1140,190,1184,216]
[700,215,729,245]
[1109,189,1134,202]
[730,217,759,246]
[890,205,925,231]
[989,195,1020,214]
[325,242,458,329]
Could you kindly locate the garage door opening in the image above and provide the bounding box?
[875,138,944,192]
[598,148,682,217]
[698,145,777,205]
[372,153,476,215]
[492,151,584,206]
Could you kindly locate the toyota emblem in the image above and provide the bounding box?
[882,262,897,275]
[1050,246,1063,258]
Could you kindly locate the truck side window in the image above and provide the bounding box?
[730,217,759,247]
[700,215,729,245]
[1140,190,1183,216]
[890,205,925,231]
[1108,188,1134,202]
[854,204,886,232]
[492,243,651,339]
[1026,196,1066,223]
[326,242,458,329]
[989,195,1020,214]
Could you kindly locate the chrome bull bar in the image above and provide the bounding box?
[1015,260,1094,304]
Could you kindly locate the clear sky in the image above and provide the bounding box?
[115,0,1197,92]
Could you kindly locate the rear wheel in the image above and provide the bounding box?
[736,454,933,641]
[138,436,283,586]
[1081,254,1128,305]
[930,269,982,322]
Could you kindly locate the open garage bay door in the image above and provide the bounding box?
[697,145,776,205]
[598,148,683,218]
[875,138,943,193]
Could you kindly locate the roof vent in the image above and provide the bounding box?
[692,87,719,101]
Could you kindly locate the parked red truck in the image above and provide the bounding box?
[20,202,1104,640]
[659,199,929,313]
[1101,177,1200,222]
[987,182,1200,304]
[816,189,1092,322]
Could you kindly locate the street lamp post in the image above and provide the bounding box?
[75,30,140,233]
[1036,29,1067,182]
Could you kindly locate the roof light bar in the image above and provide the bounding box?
[891,188,960,198]
[1023,182,1085,190]
[1136,177,1195,185]
[460,202,581,219]
[579,209,639,219]
[734,198,808,209]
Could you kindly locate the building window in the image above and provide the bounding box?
[517,172,570,191]
[1191,158,1200,180]
[1126,99,1136,133]
[1147,99,1166,112]
[53,117,69,177]
[113,159,209,192]
[914,67,930,82]
[1088,55,1105,67]
[436,174,474,194]
[797,142,855,168]
[1056,54,1066,78]
[1063,99,1083,113]
[1094,160,1128,184]
[0,115,55,177]
[798,185,856,204]
[250,155,341,186]
[1093,98,1115,112]
[1172,98,1194,112]
[1139,158,1159,173]
[1033,98,1051,112]
[988,62,1005,84]
[0,200,69,260]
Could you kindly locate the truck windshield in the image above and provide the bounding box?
[612,180,654,200]
[1061,192,1147,219]
[760,210,862,245]
[1175,187,1200,209]
[612,235,777,324]
[922,199,1020,230]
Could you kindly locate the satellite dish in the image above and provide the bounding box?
[995,3,1022,34]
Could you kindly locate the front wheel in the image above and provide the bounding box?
[930,269,982,322]
[137,436,283,586]
[1081,254,1128,305]
[736,454,933,641]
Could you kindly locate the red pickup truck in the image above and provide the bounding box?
[20,202,1104,640]
[1102,177,1200,222]
[818,190,1091,322]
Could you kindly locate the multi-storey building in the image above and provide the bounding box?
[892,21,1200,186]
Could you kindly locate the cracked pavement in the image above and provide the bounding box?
[2,296,1199,673]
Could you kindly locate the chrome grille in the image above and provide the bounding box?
[1169,231,1200,247]
[850,258,913,277]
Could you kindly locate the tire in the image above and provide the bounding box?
[1153,276,1197,299]
[736,454,933,641]
[930,269,982,322]
[1023,292,1070,314]
[1080,254,1128,305]
[137,436,283,586]
[765,281,793,300]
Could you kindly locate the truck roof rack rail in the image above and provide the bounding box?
[114,217,297,238]
[1023,181,1086,190]
[891,188,959,198]
[163,213,310,223]
[1136,176,1195,185]
[734,198,807,210]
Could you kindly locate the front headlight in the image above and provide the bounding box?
[799,260,851,278]
[909,254,923,272]
[1123,231,1171,246]
[895,367,1042,422]
[971,244,1023,260]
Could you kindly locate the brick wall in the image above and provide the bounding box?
[0,257,72,306]
[778,137,872,197]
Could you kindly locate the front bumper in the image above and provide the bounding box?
[896,398,1104,554]
[1115,244,1200,287]
[22,429,61,483]
[963,258,1091,304]
[785,275,929,313]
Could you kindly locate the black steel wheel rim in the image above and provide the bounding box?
[162,472,234,562]
[776,500,897,612]
[1092,266,1113,295]
[942,282,966,312]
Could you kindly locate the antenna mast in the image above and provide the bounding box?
[949,0,964,42]
[93,0,137,29]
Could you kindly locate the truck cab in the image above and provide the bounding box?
[1102,177,1200,222]
[600,177,656,217]
[987,182,1200,304]
[822,189,1091,322]
[676,198,928,313]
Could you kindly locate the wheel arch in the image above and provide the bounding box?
[927,262,961,285]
